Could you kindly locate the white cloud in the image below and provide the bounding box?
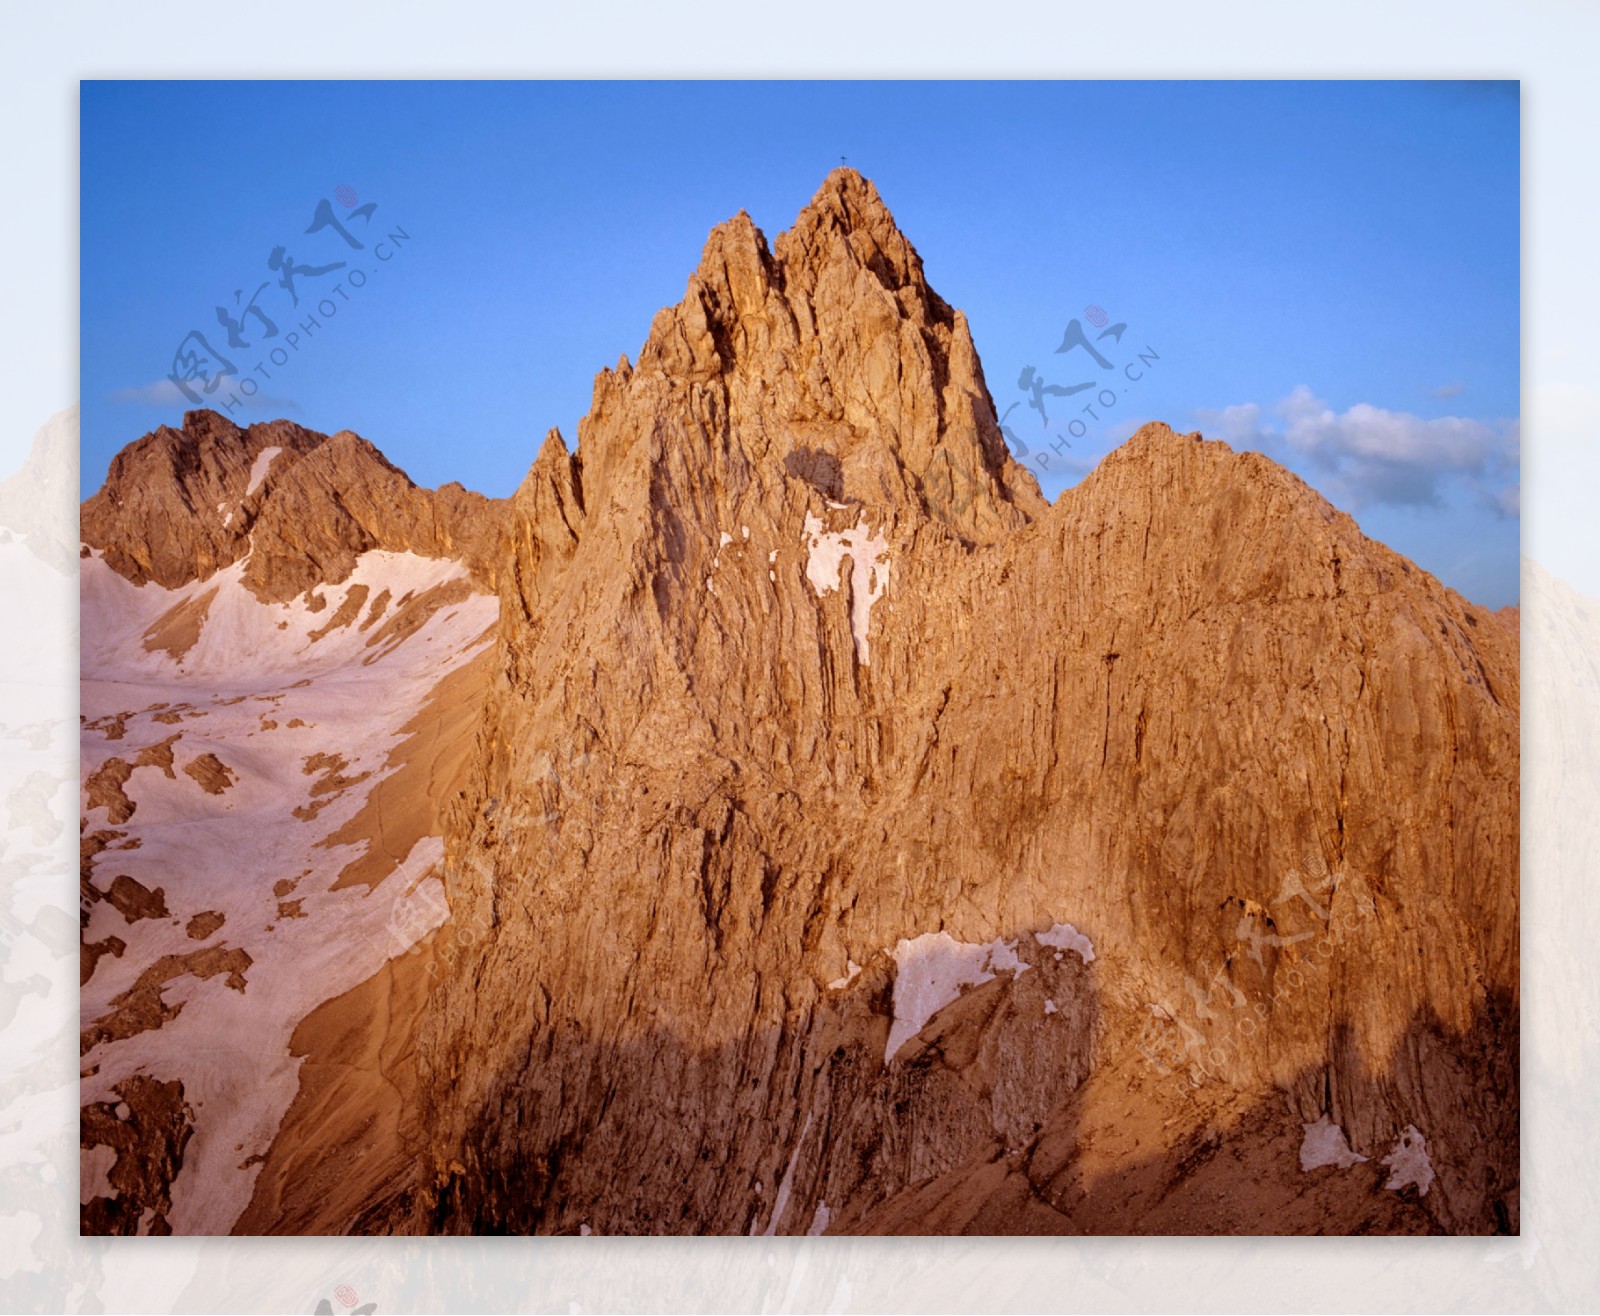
[112,379,195,406]
[1195,386,1519,513]
[112,379,300,416]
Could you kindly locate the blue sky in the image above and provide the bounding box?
[80,80,1520,605]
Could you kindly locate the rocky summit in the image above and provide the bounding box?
[80,169,1517,1238]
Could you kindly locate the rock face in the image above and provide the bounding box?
[81,411,503,602]
[398,171,1518,1236]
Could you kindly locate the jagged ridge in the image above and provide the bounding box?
[82,411,505,602]
[398,172,1518,1237]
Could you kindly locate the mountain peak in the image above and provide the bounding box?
[612,171,1042,545]
[82,414,504,601]
[415,180,1520,1237]
[800,167,899,234]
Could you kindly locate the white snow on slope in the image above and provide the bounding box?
[80,547,497,1233]
[885,932,1029,1063]
[760,1112,813,1236]
[82,548,474,683]
[1037,921,1096,964]
[1381,1125,1435,1196]
[1299,1113,1368,1171]
[245,446,282,496]
[880,921,1096,1064]
[801,511,890,665]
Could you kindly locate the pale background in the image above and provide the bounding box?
[2,2,1593,1310]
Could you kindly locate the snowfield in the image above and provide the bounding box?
[79,548,496,1234]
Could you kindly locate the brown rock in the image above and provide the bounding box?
[105,874,169,924]
[293,752,370,822]
[182,752,237,795]
[84,758,136,824]
[405,171,1517,1238]
[81,946,253,1054]
[80,1076,195,1235]
[81,934,127,985]
[185,910,226,940]
[81,411,508,604]
[81,414,323,589]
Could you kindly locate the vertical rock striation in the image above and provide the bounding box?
[407,171,1518,1236]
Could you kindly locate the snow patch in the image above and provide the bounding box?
[761,1112,812,1236]
[81,548,490,683]
[245,446,282,496]
[827,959,861,991]
[885,932,1028,1063]
[807,1201,832,1236]
[719,531,733,548]
[1043,998,1057,1016]
[80,1143,118,1204]
[1381,1125,1435,1196]
[801,511,891,665]
[79,547,497,1233]
[1299,1114,1368,1171]
[1037,921,1095,963]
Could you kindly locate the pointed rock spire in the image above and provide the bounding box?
[601,170,1044,545]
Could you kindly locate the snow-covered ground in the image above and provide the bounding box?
[801,511,890,664]
[79,548,497,1234]
[882,922,1094,1064]
[1299,1113,1368,1172]
[1381,1124,1435,1196]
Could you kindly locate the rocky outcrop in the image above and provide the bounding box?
[81,411,506,603]
[80,1076,195,1236]
[402,170,1518,1236]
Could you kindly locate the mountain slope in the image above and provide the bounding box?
[399,171,1517,1237]
[78,416,504,1235]
[81,412,502,602]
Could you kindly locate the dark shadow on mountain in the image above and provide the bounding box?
[844,990,1517,1237]
[239,907,1516,1240]
[783,448,844,502]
